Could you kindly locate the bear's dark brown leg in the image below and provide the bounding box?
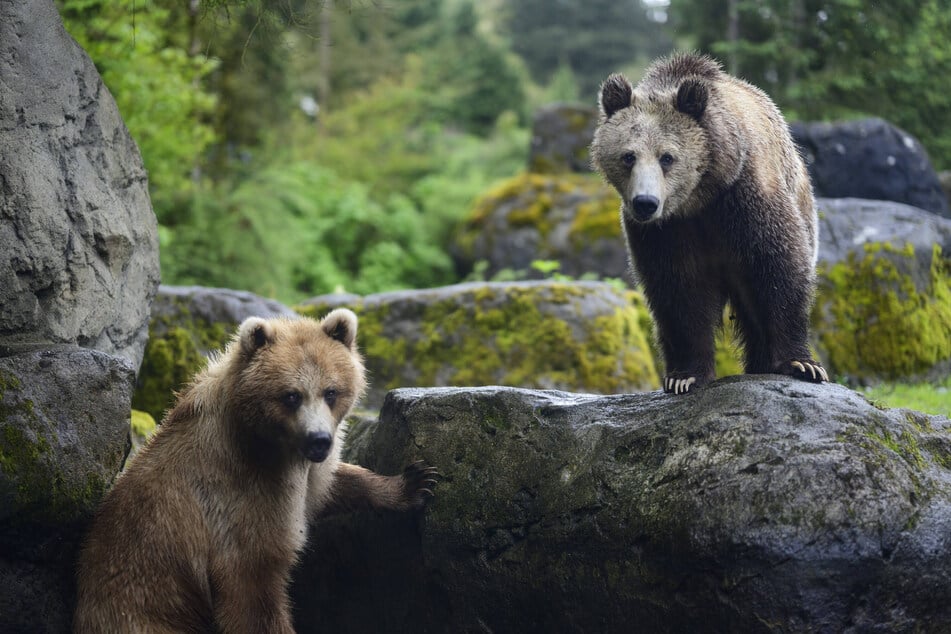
[647,286,723,394]
[732,239,828,384]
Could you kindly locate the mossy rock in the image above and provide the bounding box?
[812,242,951,383]
[454,172,627,280]
[0,349,131,526]
[527,103,599,174]
[297,281,659,408]
[133,286,296,422]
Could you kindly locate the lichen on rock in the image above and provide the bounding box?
[813,242,951,383]
[298,281,659,408]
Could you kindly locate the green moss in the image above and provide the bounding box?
[301,284,658,396]
[569,189,622,243]
[813,243,951,381]
[865,425,927,471]
[133,327,208,422]
[458,172,614,259]
[133,301,233,422]
[131,409,157,438]
[0,380,108,523]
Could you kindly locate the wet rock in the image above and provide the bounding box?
[296,377,951,633]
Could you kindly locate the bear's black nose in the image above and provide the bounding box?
[303,431,333,463]
[632,195,660,219]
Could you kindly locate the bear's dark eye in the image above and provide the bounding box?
[281,391,303,410]
[659,153,675,169]
[621,152,636,168]
[323,389,339,408]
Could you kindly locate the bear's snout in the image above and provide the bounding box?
[303,430,333,463]
[632,194,660,220]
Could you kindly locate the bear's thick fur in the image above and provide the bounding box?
[591,53,827,394]
[74,310,435,633]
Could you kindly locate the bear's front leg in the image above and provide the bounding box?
[733,234,829,385]
[648,286,724,395]
[316,461,438,517]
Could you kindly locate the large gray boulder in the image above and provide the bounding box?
[0,0,160,371]
[295,377,951,632]
[0,348,132,633]
[817,197,951,267]
[792,118,950,218]
[1,2,157,630]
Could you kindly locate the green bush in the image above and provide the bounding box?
[160,163,455,301]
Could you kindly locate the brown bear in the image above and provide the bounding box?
[74,310,436,633]
[591,53,828,394]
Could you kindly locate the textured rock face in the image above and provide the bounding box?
[528,103,599,174]
[295,378,951,633]
[817,198,951,266]
[0,0,160,370]
[792,118,950,218]
[0,348,132,634]
[299,281,658,409]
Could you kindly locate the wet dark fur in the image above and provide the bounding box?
[592,53,826,392]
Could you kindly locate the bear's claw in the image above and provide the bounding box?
[664,375,697,395]
[403,461,439,507]
[787,360,828,383]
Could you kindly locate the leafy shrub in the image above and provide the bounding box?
[161,163,454,301]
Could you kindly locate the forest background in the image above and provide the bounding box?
[59,0,951,302]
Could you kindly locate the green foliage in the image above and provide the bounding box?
[669,0,951,167]
[160,163,454,301]
[862,378,951,418]
[59,0,218,219]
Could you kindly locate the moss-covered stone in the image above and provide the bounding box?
[132,307,230,422]
[455,172,628,280]
[0,353,126,525]
[298,281,659,407]
[813,242,951,382]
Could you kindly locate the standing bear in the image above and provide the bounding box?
[591,52,828,394]
[74,310,436,633]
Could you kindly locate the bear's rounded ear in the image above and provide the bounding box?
[238,317,275,356]
[599,74,634,119]
[676,78,708,120]
[321,308,358,350]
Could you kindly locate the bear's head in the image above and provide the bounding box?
[225,310,366,468]
[591,72,711,224]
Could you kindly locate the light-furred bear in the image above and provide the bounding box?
[590,52,828,394]
[74,310,436,633]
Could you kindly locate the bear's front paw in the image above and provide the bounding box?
[663,372,702,395]
[782,359,829,383]
[401,461,438,509]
